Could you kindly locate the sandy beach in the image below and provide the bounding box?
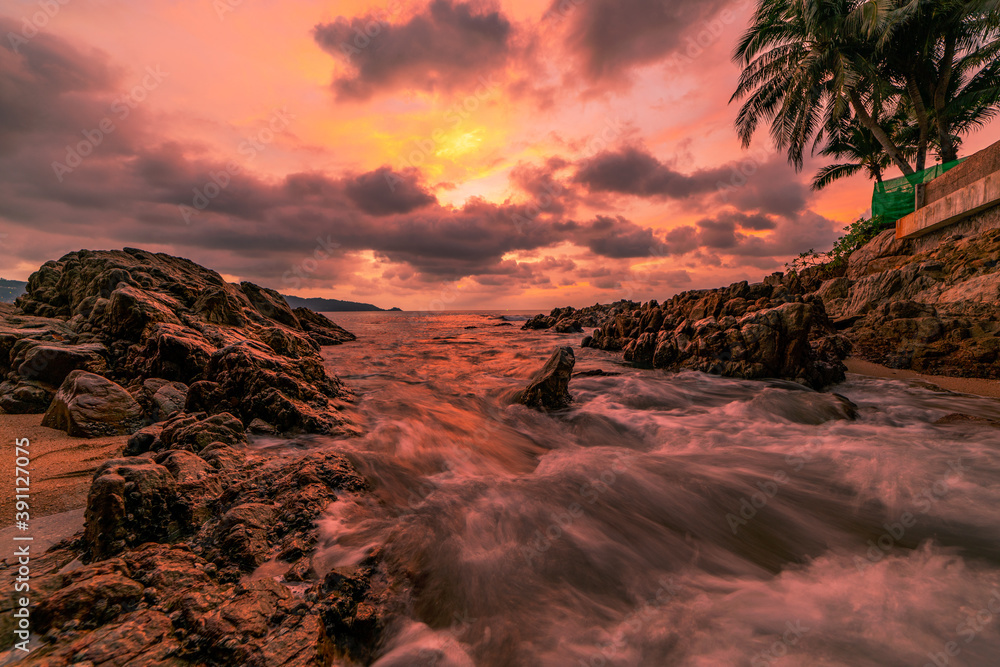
[0,413,127,521]
[845,357,1000,399]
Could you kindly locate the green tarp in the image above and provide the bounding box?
[872,159,965,222]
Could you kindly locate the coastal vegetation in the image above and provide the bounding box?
[732,0,1000,188]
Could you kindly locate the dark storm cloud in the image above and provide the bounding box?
[551,0,732,81]
[574,147,815,222]
[662,210,840,259]
[313,0,512,100]
[0,18,118,153]
[577,215,664,258]
[574,147,731,199]
[344,167,437,216]
[716,154,811,217]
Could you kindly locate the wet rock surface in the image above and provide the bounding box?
[516,346,576,411]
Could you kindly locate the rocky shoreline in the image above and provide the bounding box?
[2,228,997,664]
[0,249,401,664]
[523,228,1000,387]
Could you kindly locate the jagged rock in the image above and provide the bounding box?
[105,284,184,340]
[41,370,146,437]
[214,503,278,570]
[293,307,357,346]
[43,609,182,666]
[19,446,373,663]
[531,280,848,388]
[155,449,215,484]
[206,340,352,434]
[318,554,393,664]
[824,228,1000,378]
[137,377,189,421]
[130,411,247,455]
[516,346,576,411]
[554,319,583,333]
[522,314,557,330]
[241,281,300,327]
[126,323,215,384]
[12,248,357,436]
[84,458,177,560]
[185,379,224,413]
[846,230,913,280]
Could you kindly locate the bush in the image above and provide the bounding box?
[787,215,894,272]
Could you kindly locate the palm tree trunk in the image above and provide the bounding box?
[906,71,931,172]
[848,90,915,176]
[933,32,959,163]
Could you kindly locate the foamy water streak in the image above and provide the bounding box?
[311,311,1000,666]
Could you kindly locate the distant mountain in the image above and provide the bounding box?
[282,294,391,312]
[0,279,26,303]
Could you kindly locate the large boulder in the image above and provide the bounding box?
[41,370,146,437]
[516,346,576,411]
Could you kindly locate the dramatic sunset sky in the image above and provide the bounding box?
[2,0,999,310]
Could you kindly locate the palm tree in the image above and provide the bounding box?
[732,0,1000,178]
[811,115,906,189]
[873,0,1000,163]
[731,0,917,176]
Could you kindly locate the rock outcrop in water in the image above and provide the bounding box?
[516,346,576,411]
[523,228,1000,385]
[525,278,847,389]
[2,248,356,435]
